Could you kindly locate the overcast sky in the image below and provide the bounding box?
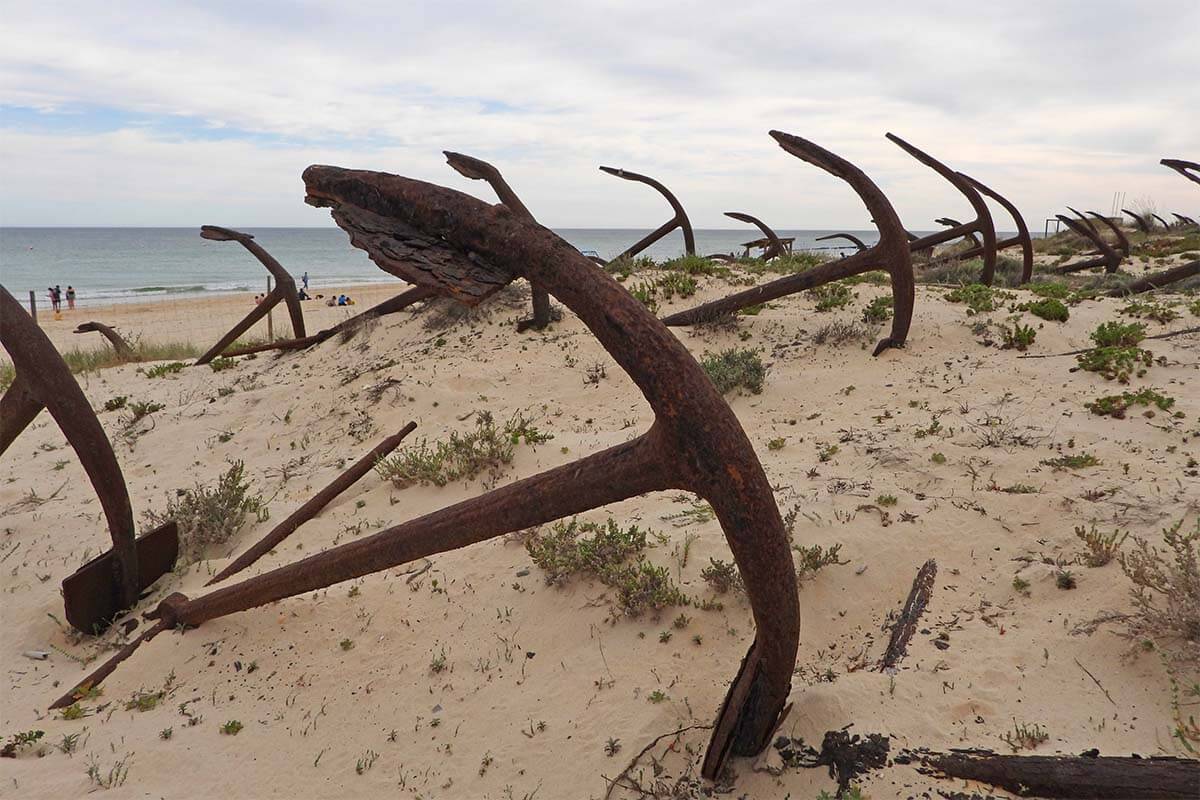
[1,1,1196,230]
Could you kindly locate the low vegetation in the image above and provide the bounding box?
[808,282,854,311]
[1022,297,1069,322]
[374,411,552,488]
[701,348,766,395]
[1085,388,1175,419]
[1119,519,1200,662]
[1075,524,1127,567]
[144,460,268,564]
[1000,322,1037,351]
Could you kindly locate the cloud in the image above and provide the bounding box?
[1,1,1196,228]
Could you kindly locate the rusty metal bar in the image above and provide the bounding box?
[1172,213,1197,227]
[195,226,306,364]
[662,131,914,357]
[935,217,980,248]
[599,167,695,260]
[1107,260,1200,295]
[56,161,800,780]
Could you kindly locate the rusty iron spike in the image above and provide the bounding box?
[886,133,998,285]
[815,233,868,252]
[55,162,800,782]
[1053,214,1122,274]
[724,212,787,259]
[1086,211,1131,257]
[1151,213,1172,230]
[73,321,134,359]
[599,166,695,260]
[1161,158,1200,187]
[0,285,178,631]
[661,131,914,357]
[195,226,306,365]
[956,172,1034,285]
[445,151,553,331]
[1122,208,1152,233]
[1066,206,1099,236]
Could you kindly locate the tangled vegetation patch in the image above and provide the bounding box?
[1001,323,1037,351]
[144,461,267,565]
[1086,388,1176,419]
[1027,281,1072,299]
[1119,518,1200,663]
[1092,321,1146,347]
[524,518,687,617]
[808,283,854,311]
[1121,299,1180,324]
[1076,346,1154,383]
[375,411,552,488]
[1023,297,1069,322]
[862,295,894,323]
[945,283,1010,314]
[701,348,766,395]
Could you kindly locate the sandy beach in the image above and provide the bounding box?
[2,242,1198,798]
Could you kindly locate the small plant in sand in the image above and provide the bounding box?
[1121,299,1180,323]
[103,395,127,412]
[1001,721,1049,752]
[661,254,727,276]
[374,411,551,489]
[144,460,267,564]
[767,437,786,451]
[808,282,854,311]
[86,753,132,789]
[208,356,236,373]
[862,294,893,323]
[946,283,1004,314]
[1091,320,1146,348]
[1,730,44,758]
[1119,518,1200,662]
[1000,322,1037,351]
[1085,388,1176,419]
[793,543,848,581]
[876,494,898,507]
[124,400,164,425]
[220,720,243,736]
[701,348,766,396]
[627,279,658,312]
[124,689,164,712]
[1076,346,1154,383]
[1022,297,1069,322]
[701,558,743,594]
[655,272,698,300]
[144,361,187,379]
[812,320,873,346]
[1055,569,1077,590]
[1041,452,1100,470]
[1075,524,1128,567]
[356,749,379,775]
[1027,281,1071,299]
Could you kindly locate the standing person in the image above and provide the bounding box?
[47,287,57,312]
[302,271,309,290]
[54,285,62,311]
[66,286,76,310]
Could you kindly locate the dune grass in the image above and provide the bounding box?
[1,340,202,392]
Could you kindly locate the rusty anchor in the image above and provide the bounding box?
[1,285,178,633]
[815,233,869,252]
[599,166,695,262]
[194,226,307,365]
[1161,158,1200,187]
[725,212,790,260]
[1052,213,1123,274]
[73,321,135,360]
[51,161,801,781]
[1122,208,1152,234]
[661,131,914,357]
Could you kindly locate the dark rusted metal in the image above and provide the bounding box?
[1086,211,1131,257]
[599,166,695,261]
[1151,213,1172,230]
[0,285,177,631]
[1107,260,1200,295]
[1122,208,1152,233]
[1052,215,1122,274]
[956,172,1034,284]
[725,212,787,259]
[816,233,868,252]
[1172,213,1197,227]
[1161,158,1200,187]
[662,131,914,357]
[887,134,998,285]
[73,321,134,359]
[55,162,800,781]
[878,559,936,670]
[445,151,554,331]
[934,217,980,248]
[195,226,306,365]
[207,423,417,585]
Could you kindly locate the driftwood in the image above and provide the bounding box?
[878,559,936,670]
[661,131,914,357]
[913,748,1200,799]
[599,166,695,261]
[0,285,177,631]
[206,423,417,584]
[1107,260,1200,295]
[195,226,306,365]
[51,161,801,782]
[73,321,134,359]
[445,151,554,331]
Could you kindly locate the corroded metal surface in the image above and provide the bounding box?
[1161,158,1200,187]
[816,233,869,252]
[956,172,1033,284]
[725,212,788,259]
[1086,211,1131,257]
[599,166,695,260]
[1122,208,1152,233]
[73,321,134,358]
[55,163,801,781]
[1,284,177,631]
[195,226,307,365]
[1053,214,1122,274]
[662,131,914,357]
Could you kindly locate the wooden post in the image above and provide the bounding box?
[28,290,36,323]
[266,276,274,342]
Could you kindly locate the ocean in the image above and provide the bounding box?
[0,226,984,306]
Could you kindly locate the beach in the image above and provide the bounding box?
[2,245,1198,797]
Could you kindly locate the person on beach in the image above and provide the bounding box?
[54,285,62,310]
[47,287,57,312]
[66,286,76,310]
[302,272,309,290]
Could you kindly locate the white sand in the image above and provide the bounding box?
[2,257,1198,798]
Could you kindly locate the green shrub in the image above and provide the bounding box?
[1091,321,1146,347]
[103,396,128,412]
[660,255,726,276]
[1041,452,1101,470]
[808,283,854,311]
[792,543,848,581]
[701,558,742,594]
[1024,298,1069,322]
[701,348,766,395]
[144,461,267,564]
[1119,518,1200,662]
[862,295,894,323]
[627,280,658,311]
[1075,524,1128,567]
[946,283,1000,314]
[1086,388,1175,419]
[655,272,697,300]
[375,411,551,489]
[144,361,187,379]
[1028,281,1072,299]
[208,357,236,373]
[1121,299,1180,323]
[1076,346,1153,383]
[1001,323,1037,351]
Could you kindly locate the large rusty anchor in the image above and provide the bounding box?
[194,226,306,365]
[0,285,178,634]
[1161,158,1200,187]
[73,321,135,359]
[951,172,1034,284]
[600,166,696,262]
[445,151,555,331]
[725,212,789,260]
[1123,208,1153,233]
[815,232,868,252]
[51,163,801,781]
[1053,213,1123,274]
[661,131,914,357]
